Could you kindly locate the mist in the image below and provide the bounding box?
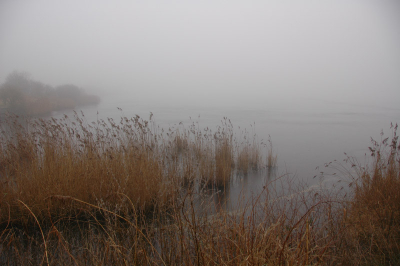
[2,4,400,260]
[1,0,399,109]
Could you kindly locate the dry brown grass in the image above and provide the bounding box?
[0,113,267,226]
[337,124,400,265]
[267,135,277,168]
[0,171,344,265]
[1,113,176,224]
[236,123,263,175]
[2,112,399,265]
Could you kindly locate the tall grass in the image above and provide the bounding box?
[0,112,265,225]
[1,113,399,265]
[339,123,400,265]
[267,135,277,168]
[1,113,174,224]
[236,122,264,175]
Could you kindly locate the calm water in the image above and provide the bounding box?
[50,96,400,209]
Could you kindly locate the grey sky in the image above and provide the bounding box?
[1,0,399,108]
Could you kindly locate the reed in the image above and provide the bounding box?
[2,112,398,265]
[215,137,233,188]
[237,144,250,174]
[1,113,170,224]
[0,112,266,226]
[236,123,263,175]
[0,166,344,265]
[338,123,400,265]
[267,135,277,168]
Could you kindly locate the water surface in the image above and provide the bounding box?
[50,96,400,209]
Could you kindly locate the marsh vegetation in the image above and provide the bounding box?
[0,113,399,265]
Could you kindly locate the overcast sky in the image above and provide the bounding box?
[1,0,399,108]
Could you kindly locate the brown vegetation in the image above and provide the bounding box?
[0,112,399,265]
[339,124,400,265]
[0,113,265,225]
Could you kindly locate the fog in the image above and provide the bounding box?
[2,2,400,251]
[1,0,399,109]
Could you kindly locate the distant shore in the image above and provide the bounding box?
[0,72,101,117]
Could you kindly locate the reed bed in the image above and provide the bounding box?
[1,113,399,265]
[337,123,400,265]
[236,123,263,175]
[0,113,266,226]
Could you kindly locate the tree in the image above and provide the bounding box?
[55,84,84,101]
[0,83,25,106]
[0,70,100,115]
[4,71,32,94]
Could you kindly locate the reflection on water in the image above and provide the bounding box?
[192,167,279,215]
[47,97,400,210]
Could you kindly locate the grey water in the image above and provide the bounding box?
[48,95,400,212]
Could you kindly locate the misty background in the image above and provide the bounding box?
[1,0,400,183]
[1,0,399,108]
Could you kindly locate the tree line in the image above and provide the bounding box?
[0,71,100,116]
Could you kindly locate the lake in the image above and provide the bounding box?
[49,95,400,210]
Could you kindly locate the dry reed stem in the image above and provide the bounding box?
[0,114,269,222]
[9,113,400,264]
[50,194,167,266]
[17,200,49,266]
